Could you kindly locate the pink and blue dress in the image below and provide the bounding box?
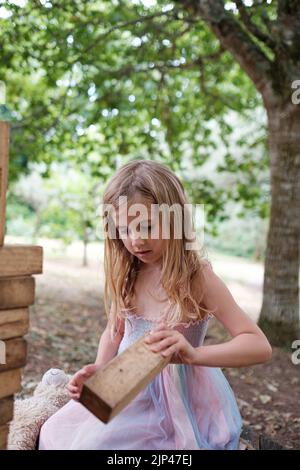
[39,311,243,450]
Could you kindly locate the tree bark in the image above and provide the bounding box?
[178,0,272,95]
[178,0,300,345]
[258,101,300,344]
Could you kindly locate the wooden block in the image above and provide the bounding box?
[80,334,170,423]
[0,396,14,425]
[0,121,10,247]
[0,337,27,372]
[0,245,43,277]
[0,277,35,310]
[0,368,21,399]
[0,423,9,450]
[0,308,29,340]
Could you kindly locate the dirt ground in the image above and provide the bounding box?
[18,253,300,450]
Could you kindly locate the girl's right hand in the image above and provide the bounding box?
[67,364,99,401]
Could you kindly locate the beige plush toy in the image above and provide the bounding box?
[7,368,71,450]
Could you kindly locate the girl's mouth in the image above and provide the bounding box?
[136,250,152,256]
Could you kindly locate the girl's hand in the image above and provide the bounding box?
[67,364,99,400]
[144,323,197,365]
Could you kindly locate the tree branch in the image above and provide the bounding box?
[177,0,273,97]
[277,0,300,60]
[278,0,300,17]
[69,9,183,66]
[11,71,74,132]
[196,56,250,115]
[235,0,276,50]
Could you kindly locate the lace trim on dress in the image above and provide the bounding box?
[120,309,214,328]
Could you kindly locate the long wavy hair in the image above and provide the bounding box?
[102,159,212,339]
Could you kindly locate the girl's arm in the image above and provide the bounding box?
[95,317,125,366]
[192,262,272,368]
[67,317,125,400]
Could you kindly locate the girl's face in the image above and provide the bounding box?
[115,194,166,267]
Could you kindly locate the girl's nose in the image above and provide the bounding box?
[130,232,146,247]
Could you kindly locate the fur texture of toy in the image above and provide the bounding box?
[7,368,71,450]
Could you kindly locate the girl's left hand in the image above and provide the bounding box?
[144,323,196,365]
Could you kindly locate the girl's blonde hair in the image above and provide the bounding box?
[102,159,212,339]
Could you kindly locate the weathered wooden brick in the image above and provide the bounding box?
[0,337,27,372]
[0,245,43,277]
[0,308,29,340]
[80,334,169,423]
[0,396,14,426]
[0,423,9,450]
[0,369,21,399]
[0,277,35,310]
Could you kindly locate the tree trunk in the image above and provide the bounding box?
[258,102,300,345]
[177,0,300,345]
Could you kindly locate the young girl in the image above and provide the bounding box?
[38,159,272,450]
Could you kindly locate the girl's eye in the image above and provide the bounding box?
[118,228,128,237]
[118,225,152,237]
[141,225,152,232]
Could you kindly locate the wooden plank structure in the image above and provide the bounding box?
[80,335,170,423]
[0,118,43,450]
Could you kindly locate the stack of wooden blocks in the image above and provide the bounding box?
[0,120,43,450]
